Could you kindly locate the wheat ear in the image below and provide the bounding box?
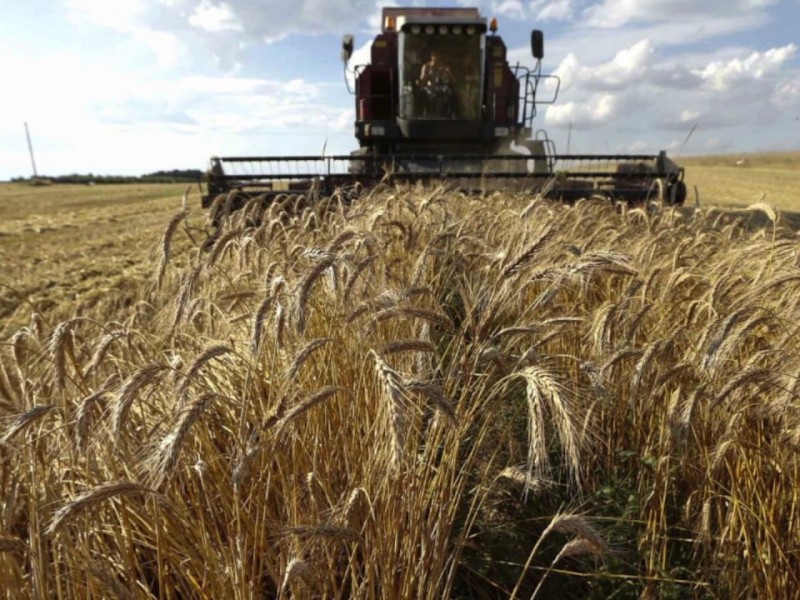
[47,481,154,534]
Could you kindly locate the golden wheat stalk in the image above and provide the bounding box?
[48,320,75,391]
[177,345,231,400]
[498,466,552,496]
[326,229,359,253]
[10,329,29,383]
[85,329,127,377]
[280,557,313,598]
[74,375,117,451]
[156,208,188,289]
[276,386,344,430]
[373,306,453,330]
[149,392,216,486]
[381,339,436,355]
[339,487,370,530]
[112,364,169,439]
[500,226,554,279]
[287,337,333,381]
[371,350,414,467]
[250,295,273,356]
[1,405,56,444]
[515,366,583,488]
[278,523,361,544]
[47,481,154,534]
[296,254,336,334]
[511,511,607,599]
[405,379,455,422]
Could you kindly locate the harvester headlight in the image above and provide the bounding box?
[425,25,435,34]
[466,25,476,35]
[494,126,510,137]
[411,24,421,34]
[452,25,463,34]
[439,25,449,34]
[367,125,386,136]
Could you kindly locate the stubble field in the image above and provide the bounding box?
[1,153,800,598]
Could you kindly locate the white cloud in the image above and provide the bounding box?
[554,39,654,91]
[491,0,573,21]
[531,0,574,21]
[583,0,779,29]
[491,0,525,20]
[772,77,800,108]
[545,93,619,128]
[0,32,353,178]
[696,44,797,91]
[66,0,186,67]
[63,0,396,69]
[179,0,382,42]
[189,1,243,33]
[542,37,800,154]
[679,109,700,123]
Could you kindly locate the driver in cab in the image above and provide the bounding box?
[418,51,454,86]
[418,50,459,117]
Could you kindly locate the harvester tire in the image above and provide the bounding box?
[669,180,687,206]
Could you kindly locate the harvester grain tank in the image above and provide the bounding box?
[203,7,686,207]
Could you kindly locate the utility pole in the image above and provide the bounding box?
[24,122,38,179]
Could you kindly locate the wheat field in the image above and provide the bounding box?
[1,163,800,598]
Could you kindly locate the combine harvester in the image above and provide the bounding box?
[202,6,686,208]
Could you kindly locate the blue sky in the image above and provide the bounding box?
[1,0,798,179]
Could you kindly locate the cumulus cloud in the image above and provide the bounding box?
[96,75,349,134]
[696,44,797,91]
[554,39,654,91]
[530,0,574,21]
[543,37,799,150]
[583,0,779,29]
[64,0,400,69]
[491,0,525,20]
[151,0,382,42]
[545,93,619,128]
[66,0,186,67]
[189,1,243,33]
[773,77,800,108]
[491,0,573,21]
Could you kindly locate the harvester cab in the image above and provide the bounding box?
[203,6,686,209]
[346,7,557,172]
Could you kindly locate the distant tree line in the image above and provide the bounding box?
[10,169,204,185]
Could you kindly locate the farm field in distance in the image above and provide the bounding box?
[0,183,190,336]
[681,150,800,212]
[1,151,798,335]
[1,152,800,598]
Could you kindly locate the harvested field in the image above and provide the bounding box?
[0,183,190,337]
[682,151,800,210]
[1,161,800,598]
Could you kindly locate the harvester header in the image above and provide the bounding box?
[203,5,686,209]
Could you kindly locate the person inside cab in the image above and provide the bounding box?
[418,50,458,117]
[419,50,454,86]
